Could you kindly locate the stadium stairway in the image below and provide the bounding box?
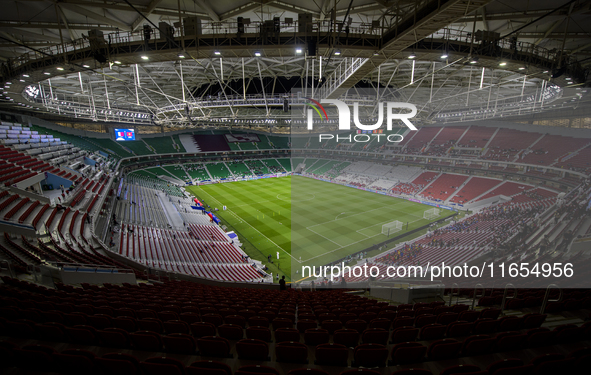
[444,176,473,204]
[415,172,443,196]
[465,180,506,203]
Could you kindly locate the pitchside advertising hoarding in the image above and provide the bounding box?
[289,88,580,289]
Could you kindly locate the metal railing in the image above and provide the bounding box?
[49,261,135,274]
[315,57,369,99]
[7,19,383,71]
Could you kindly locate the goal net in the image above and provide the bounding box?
[382,220,403,236]
[423,208,440,220]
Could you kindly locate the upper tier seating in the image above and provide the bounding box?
[520,134,589,166]
[449,177,503,204]
[456,126,497,148]
[419,174,469,201]
[391,171,439,195]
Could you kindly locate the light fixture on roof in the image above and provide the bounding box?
[44,72,51,75]
[22,74,29,78]
[114,60,121,64]
[295,47,303,54]
[373,51,379,56]
[214,51,221,55]
[440,53,448,59]
[56,67,64,70]
[543,70,548,73]
[334,50,341,55]
[254,51,261,57]
[518,67,525,70]
[499,62,507,66]
[19,79,25,82]
[565,77,571,80]
[82,64,90,68]
[408,52,416,59]
[141,55,149,60]
[469,56,478,64]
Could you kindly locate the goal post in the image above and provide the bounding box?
[423,208,440,220]
[382,220,403,236]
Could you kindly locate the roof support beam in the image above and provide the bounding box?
[570,42,591,54]
[192,0,220,22]
[481,8,488,31]
[131,0,163,31]
[533,20,562,45]
[270,1,319,17]
[318,0,333,21]
[56,5,79,41]
[0,28,62,43]
[59,3,132,31]
[0,21,119,31]
[220,1,272,20]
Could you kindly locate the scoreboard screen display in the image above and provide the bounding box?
[115,129,135,141]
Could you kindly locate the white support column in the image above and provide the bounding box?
[429,63,435,102]
[103,68,110,109]
[466,66,472,106]
[311,58,315,97]
[377,65,380,100]
[479,67,485,89]
[180,61,185,102]
[242,58,246,100]
[78,72,84,93]
[135,65,140,106]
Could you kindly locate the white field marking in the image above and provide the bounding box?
[305,226,343,246]
[301,217,424,263]
[195,186,296,262]
[305,200,419,230]
[335,212,347,221]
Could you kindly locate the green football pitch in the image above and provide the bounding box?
[187,175,455,281]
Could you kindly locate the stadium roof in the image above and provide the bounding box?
[0,0,590,127]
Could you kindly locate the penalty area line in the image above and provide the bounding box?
[196,186,297,263]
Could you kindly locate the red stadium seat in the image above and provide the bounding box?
[287,369,329,375]
[419,323,446,340]
[391,326,419,343]
[246,326,272,342]
[391,369,433,375]
[297,319,317,332]
[129,331,163,351]
[304,328,330,346]
[440,364,482,375]
[275,327,300,343]
[390,342,427,365]
[236,338,269,360]
[163,333,196,354]
[97,327,131,348]
[197,336,231,358]
[218,324,244,340]
[141,357,185,375]
[333,328,360,347]
[353,343,388,367]
[315,343,348,366]
[494,331,527,352]
[186,360,232,375]
[427,339,462,360]
[275,341,308,363]
[461,334,495,356]
[191,322,217,337]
